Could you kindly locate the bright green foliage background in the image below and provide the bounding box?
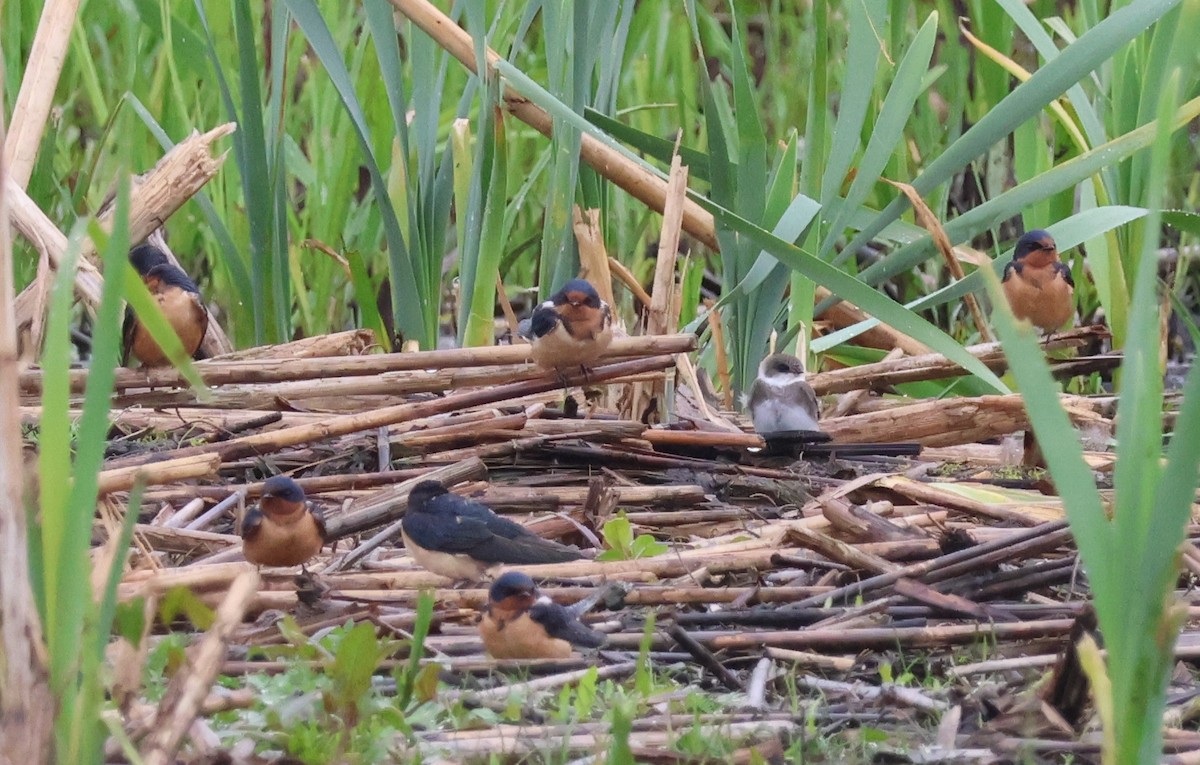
[4,0,1198,380]
[6,2,1200,763]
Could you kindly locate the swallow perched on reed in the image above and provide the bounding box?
[241,476,328,571]
[1001,230,1075,335]
[744,353,821,435]
[401,480,584,581]
[528,278,614,374]
[478,571,607,659]
[121,248,209,367]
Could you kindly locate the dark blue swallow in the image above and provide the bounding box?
[401,480,583,581]
[121,260,209,367]
[478,571,607,659]
[528,278,614,372]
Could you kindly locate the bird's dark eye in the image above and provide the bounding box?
[775,362,790,373]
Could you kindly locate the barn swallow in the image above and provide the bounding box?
[1001,230,1075,335]
[528,279,614,374]
[240,476,328,570]
[121,262,210,367]
[744,353,821,435]
[401,480,584,581]
[478,571,607,659]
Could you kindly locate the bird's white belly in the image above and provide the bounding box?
[751,398,819,434]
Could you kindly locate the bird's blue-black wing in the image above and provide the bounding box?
[529,305,560,339]
[405,493,582,564]
[529,601,606,648]
[428,492,537,541]
[311,506,329,542]
[402,504,496,553]
[1052,261,1075,288]
[1001,261,1021,282]
[121,305,138,365]
[241,507,265,542]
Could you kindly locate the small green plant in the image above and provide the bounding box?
[595,513,669,561]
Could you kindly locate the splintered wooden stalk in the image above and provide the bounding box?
[102,354,679,469]
[22,332,696,393]
[808,325,1107,395]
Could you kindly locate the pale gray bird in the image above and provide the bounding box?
[744,353,821,435]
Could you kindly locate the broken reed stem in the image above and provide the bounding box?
[785,520,1072,611]
[0,78,56,765]
[108,365,669,410]
[647,151,687,337]
[140,568,259,765]
[631,149,688,422]
[387,0,719,250]
[3,0,81,189]
[97,453,221,495]
[581,618,1077,652]
[573,206,615,310]
[607,256,653,308]
[821,392,1107,448]
[706,303,734,408]
[443,661,638,704]
[808,325,1105,395]
[104,355,679,469]
[22,332,696,393]
[11,124,237,350]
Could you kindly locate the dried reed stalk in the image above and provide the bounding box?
[0,76,55,765]
[23,332,696,393]
[11,125,237,354]
[139,569,259,765]
[632,151,688,421]
[102,355,678,469]
[388,0,718,250]
[3,0,81,189]
[97,453,222,495]
[823,392,1108,447]
[809,325,1104,395]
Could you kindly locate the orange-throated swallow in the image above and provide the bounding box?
[478,571,606,659]
[528,278,614,373]
[401,480,584,581]
[121,258,209,367]
[744,353,821,435]
[1001,230,1075,335]
[241,476,328,570]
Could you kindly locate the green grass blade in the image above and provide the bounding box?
[463,107,508,347]
[231,0,285,343]
[1108,68,1182,765]
[285,0,428,347]
[813,204,1155,352]
[836,0,1181,269]
[819,0,884,206]
[583,107,712,181]
[53,193,132,763]
[981,268,1114,619]
[829,93,1200,304]
[995,0,1109,157]
[820,10,938,257]
[696,196,1009,392]
[192,0,265,343]
[36,229,86,633]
